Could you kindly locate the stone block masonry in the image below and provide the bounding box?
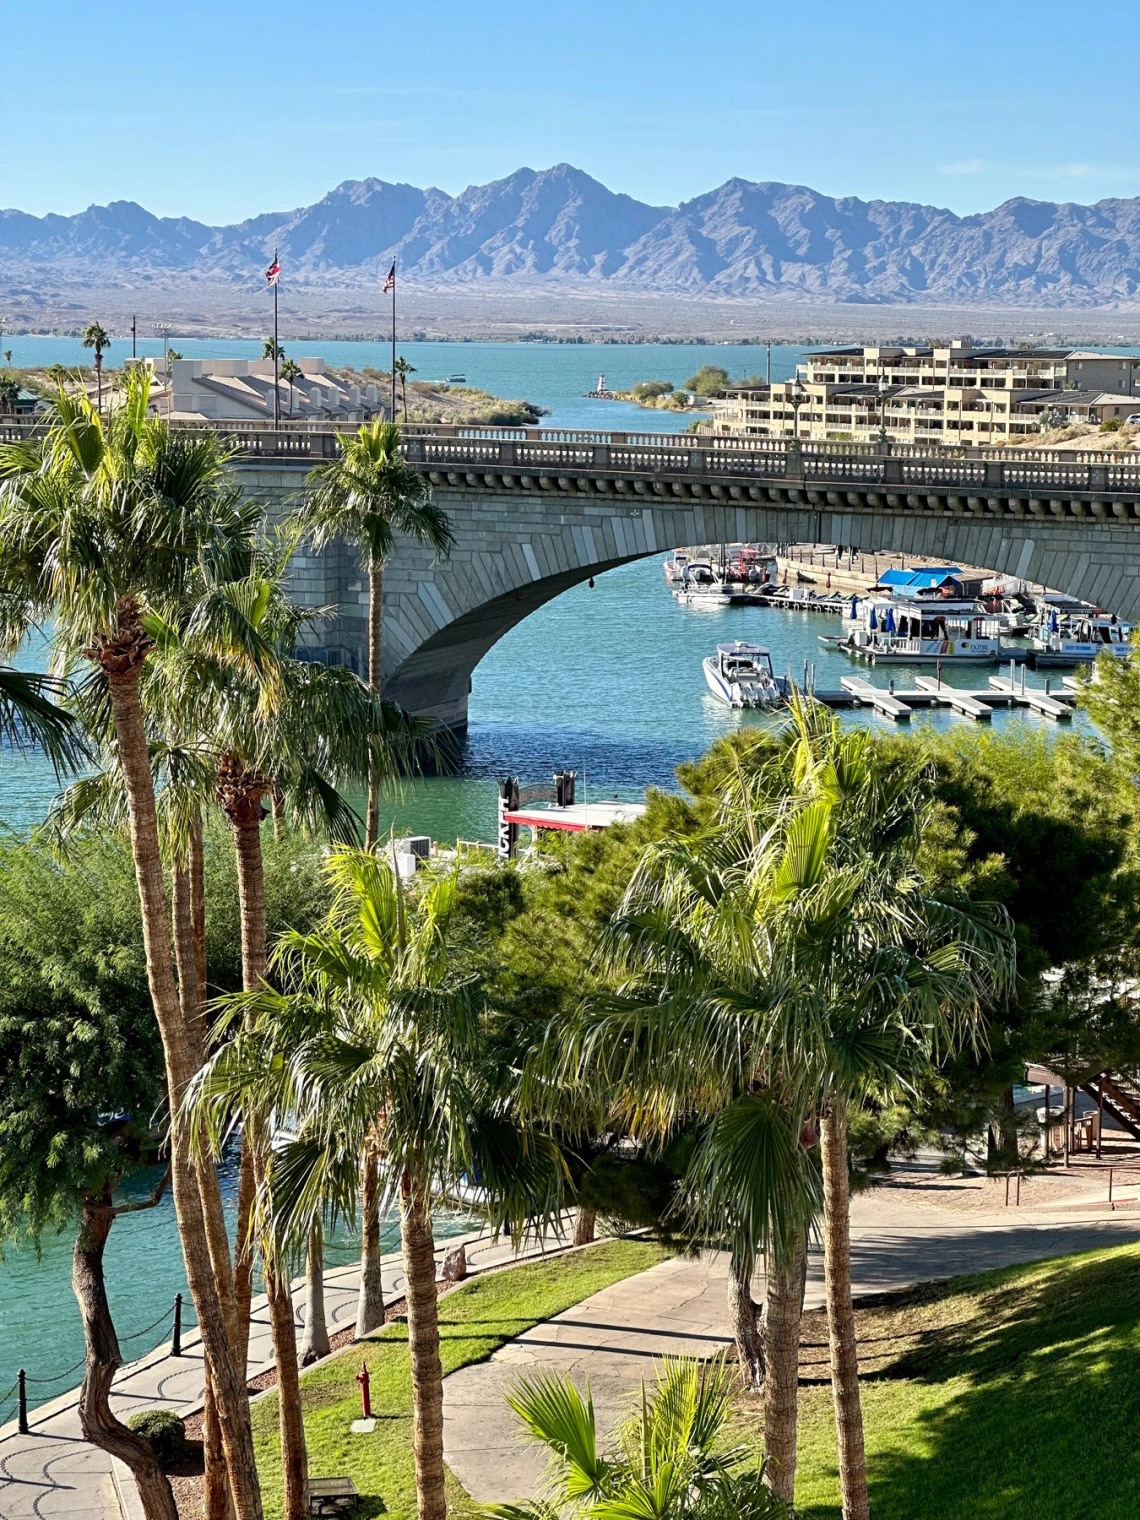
[231,449,1140,733]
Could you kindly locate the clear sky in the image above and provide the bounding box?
[4,1,1140,225]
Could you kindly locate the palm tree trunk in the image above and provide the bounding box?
[356,1144,386,1337]
[266,1264,309,1520]
[103,651,263,1520]
[365,557,384,851]
[820,1096,869,1520]
[573,1207,596,1247]
[300,1224,331,1364]
[73,1198,179,1520]
[234,1146,257,1373]
[189,810,208,1017]
[728,1253,765,1390]
[763,1231,806,1505]
[202,1371,232,1520]
[222,774,271,1373]
[400,1170,446,1520]
[227,780,309,1510]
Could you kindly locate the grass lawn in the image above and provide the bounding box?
[733,1239,1140,1520]
[251,1238,669,1520]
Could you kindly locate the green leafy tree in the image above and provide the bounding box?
[558,702,1014,1516]
[0,833,176,1519]
[684,364,731,396]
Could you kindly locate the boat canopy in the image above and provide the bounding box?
[718,641,770,656]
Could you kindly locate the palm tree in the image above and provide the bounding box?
[0,374,266,1520]
[0,667,86,773]
[393,356,416,420]
[563,701,1015,1517]
[280,358,302,417]
[262,338,284,361]
[292,420,453,852]
[0,376,19,414]
[81,321,111,412]
[290,419,456,1343]
[190,848,564,1520]
[486,1356,788,1520]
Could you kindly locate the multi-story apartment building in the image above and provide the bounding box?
[709,339,1140,446]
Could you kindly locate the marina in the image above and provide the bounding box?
[803,670,1078,723]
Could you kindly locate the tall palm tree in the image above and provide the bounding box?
[0,376,19,415]
[81,321,111,412]
[292,423,454,1336]
[190,848,565,1520]
[392,356,416,420]
[291,419,453,848]
[561,701,1015,1518]
[0,376,266,1520]
[280,358,303,417]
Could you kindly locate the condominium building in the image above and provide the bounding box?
[709,339,1140,446]
[170,358,386,424]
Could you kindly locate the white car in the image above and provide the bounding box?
[1126,413,1140,424]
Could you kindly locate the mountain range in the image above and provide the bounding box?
[8,163,1140,308]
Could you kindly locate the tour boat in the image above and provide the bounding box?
[703,642,786,708]
[1029,613,1133,666]
[831,596,1005,664]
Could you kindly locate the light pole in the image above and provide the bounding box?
[788,379,808,440]
[876,376,891,451]
[153,323,171,383]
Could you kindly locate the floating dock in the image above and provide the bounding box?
[809,673,1079,723]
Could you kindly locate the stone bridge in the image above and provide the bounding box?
[217,425,1140,731]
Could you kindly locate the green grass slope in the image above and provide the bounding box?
[251,1238,669,1520]
[786,1241,1140,1519]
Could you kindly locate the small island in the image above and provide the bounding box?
[592,364,768,415]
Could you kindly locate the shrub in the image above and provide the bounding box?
[127,1409,188,1468]
[1100,416,1124,432]
[684,365,731,396]
[631,380,673,401]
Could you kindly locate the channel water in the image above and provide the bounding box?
[0,339,1092,1409]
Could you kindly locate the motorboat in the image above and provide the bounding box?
[830,596,1005,664]
[1029,613,1133,666]
[675,562,738,607]
[703,642,786,708]
[663,549,692,583]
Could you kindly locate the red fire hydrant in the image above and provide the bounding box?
[356,1361,372,1419]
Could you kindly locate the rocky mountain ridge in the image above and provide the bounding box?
[7,163,1140,308]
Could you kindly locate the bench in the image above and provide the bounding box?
[305,1477,360,1516]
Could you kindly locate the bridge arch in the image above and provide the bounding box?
[229,435,1140,732]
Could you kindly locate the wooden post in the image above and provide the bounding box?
[1043,1084,1050,1158]
[1064,1085,1070,1165]
[1098,1081,1105,1160]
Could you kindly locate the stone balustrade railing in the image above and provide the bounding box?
[3,418,1140,496]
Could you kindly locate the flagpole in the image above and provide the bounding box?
[390,260,396,423]
[273,247,280,428]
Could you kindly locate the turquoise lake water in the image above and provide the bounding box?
[0,339,1096,1412]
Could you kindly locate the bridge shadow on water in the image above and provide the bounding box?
[801,1243,1140,1520]
[457,721,696,792]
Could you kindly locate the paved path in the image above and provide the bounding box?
[0,1220,571,1520]
[442,1199,1140,1504]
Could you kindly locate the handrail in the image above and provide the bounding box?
[4,418,1140,494]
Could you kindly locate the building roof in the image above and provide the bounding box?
[878,567,963,592]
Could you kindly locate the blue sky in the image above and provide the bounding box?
[4,1,1140,224]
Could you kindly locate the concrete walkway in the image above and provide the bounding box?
[442,1198,1140,1504]
[0,1219,572,1520]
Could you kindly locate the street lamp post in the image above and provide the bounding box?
[877,376,892,452]
[153,324,171,383]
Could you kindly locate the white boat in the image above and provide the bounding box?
[703,642,786,708]
[831,595,1004,664]
[1030,614,1133,666]
[675,562,738,607]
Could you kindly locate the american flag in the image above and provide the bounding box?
[383,260,396,293]
[265,254,281,286]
